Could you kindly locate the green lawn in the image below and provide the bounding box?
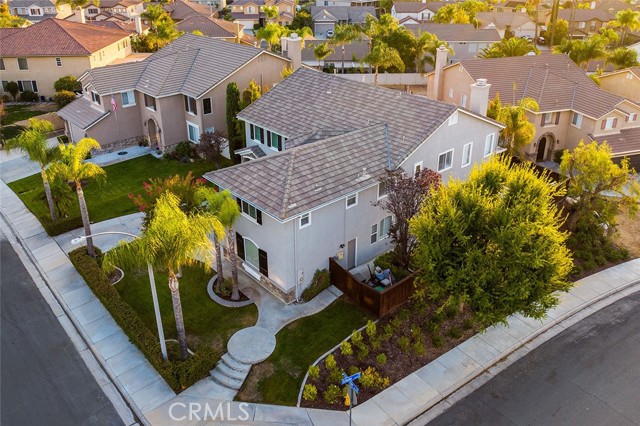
[116,264,258,353]
[237,297,371,405]
[4,105,46,125]
[8,155,222,235]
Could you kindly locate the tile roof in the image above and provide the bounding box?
[456,53,629,119]
[475,11,533,30]
[403,23,501,42]
[237,67,457,167]
[558,8,613,22]
[310,5,376,22]
[8,0,57,6]
[81,33,278,99]
[175,15,240,38]
[162,0,214,20]
[89,20,148,33]
[205,124,394,219]
[57,96,110,130]
[0,18,130,57]
[392,1,446,13]
[592,127,640,156]
[100,0,144,7]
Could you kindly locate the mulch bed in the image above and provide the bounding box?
[212,278,250,302]
[302,299,480,410]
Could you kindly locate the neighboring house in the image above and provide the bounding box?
[188,0,227,11]
[475,11,536,39]
[204,67,504,302]
[309,5,375,36]
[89,18,149,35]
[161,0,217,22]
[314,0,379,6]
[7,0,73,23]
[175,15,254,44]
[391,1,444,22]
[426,50,640,164]
[557,8,613,39]
[599,67,640,103]
[65,0,146,22]
[0,18,132,99]
[403,23,501,64]
[302,39,369,70]
[593,0,640,14]
[493,0,528,13]
[230,0,296,29]
[57,33,292,151]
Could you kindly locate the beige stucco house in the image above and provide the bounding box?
[230,0,295,29]
[599,67,640,103]
[7,0,73,23]
[58,33,292,152]
[0,18,132,99]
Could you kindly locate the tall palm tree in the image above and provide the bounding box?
[312,42,335,65]
[414,32,453,72]
[256,23,283,51]
[4,118,59,221]
[329,24,360,73]
[103,192,225,359]
[488,96,540,156]
[553,37,607,69]
[479,37,539,58]
[48,138,105,257]
[363,42,405,85]
[195,188,242,299]
[614,9,640,46]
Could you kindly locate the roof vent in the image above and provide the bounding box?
[356,167,370,182]
[287,203,297,209]
[476,78,488,86]
[291,32,299,40]
[314,184,323,192]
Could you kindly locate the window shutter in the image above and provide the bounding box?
[256,209,262,225]
[258,249,268,277]
[625,115,629,122]
[613,118,618,127]
[236,197,242,210]
[601,120,606,130]
[235,232,245,261]
[554,112,560,125]
[541,114,545,126]
[184,95,188,111]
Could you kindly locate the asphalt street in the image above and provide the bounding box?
[1,235,124,426]
[426,290,640,426]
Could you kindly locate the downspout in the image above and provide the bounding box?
[293,217,299,302]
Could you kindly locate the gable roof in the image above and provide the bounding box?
[392,1,432,13]
[57,96,110,130]
[454,53,631,119]
[601,66,640,79]
[475,11,534,29]
[81,33,286,98]
[162,0,213,20]
[100,0,144,7]
[557,8,613,22]
[89,19,148,33]
[0,18,130,57]
[310,6,376,23]
[591,126,640,156]
[175,15,241,38]
[404,23,501,42]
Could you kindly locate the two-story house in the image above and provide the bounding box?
[7,0,72,23]
[309,5,375,36]
[230,0,296,29]
[391,1,444,23]
[0,18,132,99]
[65,0,145,22]
[175,15,255,44]
[57,33,291,151]
[475,11,537,39]
[160,0,216,22]
[558,8,613,39]
[203,67,504,302]
[599,67,640,103]
[426,50,640,165]
[314,0,379,6]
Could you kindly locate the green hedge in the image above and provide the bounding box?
[43,216,84,236]
[69,247,218,391]
[374,251,411,281]
[301,269,331,302]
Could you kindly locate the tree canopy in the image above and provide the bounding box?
[487,94,539,156]
[479,37,539,58]
[0,3,28,27]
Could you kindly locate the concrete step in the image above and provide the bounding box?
[217,360,249,381]
[222,352,251,373]
[210,367,244,390]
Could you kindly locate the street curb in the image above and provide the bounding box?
[405,277,640,426]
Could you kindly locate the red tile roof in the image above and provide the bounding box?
[0,18,130,57]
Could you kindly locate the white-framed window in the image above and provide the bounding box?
[299,212,311,229]
[437,149,453,172]
[203,98,212,115]
[448,111,458,125]
[578,21,585,28]
[187,122,199,143]
[379,216,392,239]
[484,133,495,157]
[462,142,473,167]
[121,90,135,107]
[29,7,42,15]
[370,224,378,244]
[448,88,454,98]
[144,94,156,111]
[91,91,101,105]
[17,58,28,70]
[346,194,357,209]
[268,131,282,151]
[604,117,616,130]
[378,182,388,199]
[627,112,638,122]
[460,94,467,108]
[571,112,582,128]
[240,199,259,222]
[414,161,423,176]
[243,238,259,270]
[16,80,38,92]
[184,95,197,115]
[87,7,98,13]
[55,57,62,67]
[251,124,265,143]
[541,112,554,126]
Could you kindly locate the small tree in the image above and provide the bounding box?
[54,75,82,93]
[410,156,573,326]
[6,81,19,101]
[312,42,335,63]
[487,95,539,156]
[54,90,77,108]
[197,130,227,167]
[376,168,441,269]
[240,80,261,110]
[226,82,242,164]
[263,5,279,20]
[363,42,405,85]
[606,47,639,69]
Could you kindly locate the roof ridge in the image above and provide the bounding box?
[279,151,297,219]
[51,19,92,55]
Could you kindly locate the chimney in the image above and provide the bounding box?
[75,7,86,24]
[233,20,242,44]
[469,78,491,116]
[421,0,426,3]
[135,16,143,34]
[282,33,302,71]
[428,45,448,100]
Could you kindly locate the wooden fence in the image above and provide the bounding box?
[329,257,416,318]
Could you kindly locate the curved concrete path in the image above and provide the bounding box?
[227,326,277,364]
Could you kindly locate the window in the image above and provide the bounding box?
[414,161,422,176]
[244,238,259,270]
[53,57,62,67]
[602,117,617,130]
[251,125,265,143]
[370,224,378,244]
[346,194,357,209]
[627,113,638,122]
[462,142,473,167]
[379,216,392,239]
[239,199,262,224]
[91,91,101,105]
[448,111,458,125]
[16,80,38,92]
[269,132,282,151]
[0,59,4,71]
[484,133,495,157]
[17,58,28,70]
[627,73,634,80]
[121,90,135,106]
[589,21,596,31]
[203,98,212,115]
[448,88,454,98]
[184,96,197,115]
[144,94,156,111]
[88,7,98,13]
[571,112,582,128]
[29,8,42,15]
[460,94,467,108]
[187,122,199,143]
[437,149,453,172]
[541,112,558,126]
[378,182,388,199]
[578,21,585,29]
[299,212,311,229]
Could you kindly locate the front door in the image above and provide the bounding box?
[536,136,547,162]
[347,238,356,270]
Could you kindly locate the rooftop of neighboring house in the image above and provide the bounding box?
[601,66,640,79]
[8,0,59,7]
[99,0,145,7]
[0,18,131,57]
[594,0,640,12]
[89,19,148,33]
[592,126,640,156]
[175,15,241,37]
[158,0,214,21]
[391,1,439,13]
[302,39,370,62]
[557,8,613,22]
[449,53,633,119]
[232,0,294,5]
[57,96,110,131]
[71,33,284,99]
[475,11,534,29]
[403,23,501,42]
[495,0,527,8]
[585,59,615,73]
[309,5,376,22]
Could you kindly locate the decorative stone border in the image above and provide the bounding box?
[206,274,254,308]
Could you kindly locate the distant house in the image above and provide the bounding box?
[204,67,503,302]
[7,0,73,23]
[403,23,501,64]
[65,0,146,22]
[230,0,296,29]
[599,67,640,103]
[314,0,378,6]
[426,50,640,164]
[493,0,527,13]
[0,18,132,98]
[309,5,375,36]
[89,19,149,35]
[160,0,217,22]
[391,1,444,22]
[557,8,613,39]
[475,11,536,39]
[57,34,292,151]
[188,0,227,12]
[175,15,256,44]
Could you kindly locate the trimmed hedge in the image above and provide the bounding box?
[69,247,218,391]
[301,269,331,302]
[43,216,84,236]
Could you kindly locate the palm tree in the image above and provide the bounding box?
[141,4,165,33]
[553,37,607,69]
[256,23,284,51]
[103,192,225,359]
[614,9,640,46]
[4,118,59,221]
[414,32,453,72]
[195,188,242,299]
[488,96,540,156]
[48,138,105,257]
[312,42,335,65]
[607,47,640,69]
[329,24,360,73]
[363,42,405,85]
[479,37,539,58]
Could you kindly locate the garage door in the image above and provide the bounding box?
[314,22,334,36]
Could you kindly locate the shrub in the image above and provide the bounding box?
[328,367,343,384]
[463,318,474,330]
[448,327,463,339]
[397,336,410,353]
[431,332,444,348]
[381,324,393,340]
[216,277,233,298]
[324,385,343,404]
[303,384,317,402]
[5,81,18,101]
[376,353,387,365]
[426,320,440,334]
[370,338,381,350]
[410,325,421,340]
[54,75,82,92]
[347,365,360,375]
[359,366,390,390]
[390,316,403,329]
[54,90,76,108]
[356,345,369,362]
[413,338,426,356]
[340,340,353,356]
[307,365,320,380]
[365,320,377,340]
[374,251,411,281]
[351,330,363,347]
[19,90,39,102]
[166,141,197,161]
[325,354,337,371]
[301,269,331,301]
[398,308,411,321]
